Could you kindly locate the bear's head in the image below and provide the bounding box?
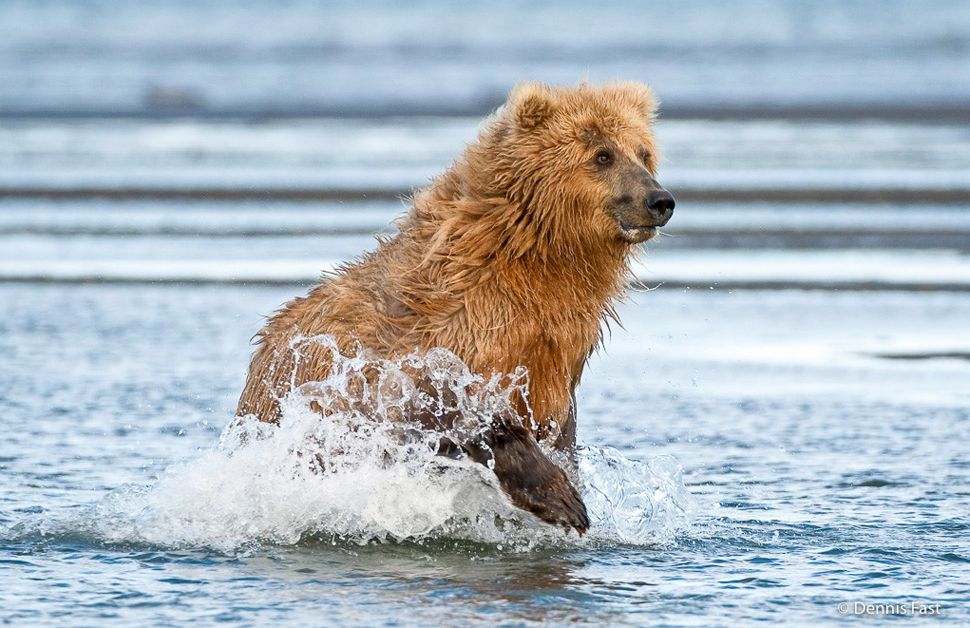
[468,81,674,250]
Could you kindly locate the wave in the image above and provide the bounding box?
[3,251,970,291]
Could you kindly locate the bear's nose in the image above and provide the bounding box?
[645,190,675,225]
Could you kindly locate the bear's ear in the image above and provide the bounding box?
[612,81,659,122]
[508,82,558,130]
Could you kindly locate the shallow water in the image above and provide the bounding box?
[2,284,968,624]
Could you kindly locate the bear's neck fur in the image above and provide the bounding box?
[392,161,633,431]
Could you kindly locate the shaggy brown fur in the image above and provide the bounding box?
[237,81,673,533]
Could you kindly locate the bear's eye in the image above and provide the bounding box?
[595,149,614,166]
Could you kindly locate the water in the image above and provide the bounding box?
[3,1,970,624]
[2,284,968,623]
[3,118,970,191]
[2,0,969,114]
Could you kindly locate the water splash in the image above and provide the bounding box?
[6,337,692,552]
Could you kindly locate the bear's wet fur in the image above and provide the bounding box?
[237,82,674,533]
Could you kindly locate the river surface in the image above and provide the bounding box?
[2,284,969,624]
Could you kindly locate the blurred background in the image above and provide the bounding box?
[1,0,968,288]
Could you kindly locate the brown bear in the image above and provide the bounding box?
[236,81,674,534]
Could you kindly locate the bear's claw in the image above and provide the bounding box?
[481,422,590,535]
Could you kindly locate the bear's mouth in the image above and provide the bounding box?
[618,223,658,244]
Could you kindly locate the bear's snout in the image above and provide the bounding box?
[610,179,676,244]
[645,189,675,226]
